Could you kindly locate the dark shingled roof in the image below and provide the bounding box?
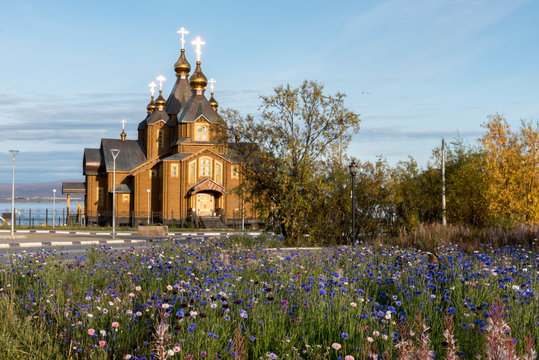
[101,139,147,172]
[162,153,192,161]
[178,93,220,124]
[83,148,104,175]
[146,109,175,126]
[166,77,191,115]
[62,182,86,195]
[110,183,133,194]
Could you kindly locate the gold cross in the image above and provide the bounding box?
[148,81,157,97]
[156,75,166,91]
[176,27,189,50]
[121,119,126,131]
[191,36,205,62]
[209,78,216,93]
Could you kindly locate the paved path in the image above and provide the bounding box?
[0,229,264,248]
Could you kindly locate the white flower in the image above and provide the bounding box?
[167,349,175,356]
[367,337,374,343]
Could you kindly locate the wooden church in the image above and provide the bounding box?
[72,29,252,227]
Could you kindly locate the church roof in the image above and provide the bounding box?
[110,183,133,194]
[145,108,175,127]
[62,182,86,195]
[177,93,220,124]
[162,152,192,161]
[83,148,104,175]
[101,139,147,172]
[166,77,191,115]
[187,178,226,195]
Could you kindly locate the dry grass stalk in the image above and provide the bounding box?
[152,308,172,360]
[396,316,435,360]
[443,315,460,360]
[484,302,518,360]
[234,324,248,360]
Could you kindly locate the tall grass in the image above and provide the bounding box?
[0,239,537,359]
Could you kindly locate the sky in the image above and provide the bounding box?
[1,0,538,183]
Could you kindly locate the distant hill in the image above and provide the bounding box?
[0,180,84,201]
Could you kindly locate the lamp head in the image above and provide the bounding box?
[349,160,358,176]
[8,150,19,159]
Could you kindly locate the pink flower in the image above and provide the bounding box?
[331,343,342,350]
[99,340,106,347]
[88,328,95,336]
[112,322,119,328]
[345,356,355,360]
[167,285,173,291]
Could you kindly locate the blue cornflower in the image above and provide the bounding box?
[341,332,349,339]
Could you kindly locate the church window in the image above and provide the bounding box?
[195,124,208,141]
[97,187,104,205]
[123,194,129,202]
[189,160,196,183]
[171,164,178,177]
[150,170,156,178]
[158,130,164,148]
[215,161,222,184]
[199,157,212,177]
[232,165,239,179]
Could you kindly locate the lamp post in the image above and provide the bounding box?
[348,160,358,244]
[9,150,19,237]
[52,189,56,228]
[147,189,151,224]
[241,186,245,231]
[111,149,120,239]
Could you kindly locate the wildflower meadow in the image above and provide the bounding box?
[0,237,537,359]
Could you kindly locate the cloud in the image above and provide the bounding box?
[357,126,482,142]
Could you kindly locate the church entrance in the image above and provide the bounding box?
[196,193,214,216]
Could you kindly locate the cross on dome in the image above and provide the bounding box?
[177,27,189,50]
[191,36,205,62]
[209,78,216,93]
[148,81,157,97]
[156,75,166,90]
[121,119,126,131]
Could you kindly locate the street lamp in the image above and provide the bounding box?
[241,186,245,231]
[52,189,56,228]
[348,160,358,244]
[146,189,151,224]
[111,149,120,239]
[8,150,19,237]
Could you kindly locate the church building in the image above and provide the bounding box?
[74,29,251,227]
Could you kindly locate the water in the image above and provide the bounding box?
[0,201,84,226]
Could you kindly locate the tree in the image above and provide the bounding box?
[223,81,361,245]
[481,115,539,225]
[353,157,395,236]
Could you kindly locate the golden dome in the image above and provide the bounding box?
[209,92,218,111]
[121,129,126,141]
[174,49,191,77]
[147,95,155,114]
[155,90,167,109]
[189,61,207,91]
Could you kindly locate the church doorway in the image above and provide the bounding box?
[196,193,214,216]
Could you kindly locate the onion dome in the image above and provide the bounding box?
[121,128,126,141]
[209,92,218,111]
[189,61,207,91]
[174,49,191,77]
[146,95,156,114]
[154,90,167,110]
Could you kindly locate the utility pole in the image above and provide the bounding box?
[442,138,446,226]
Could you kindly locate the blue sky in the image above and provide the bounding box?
[1,0,538,183]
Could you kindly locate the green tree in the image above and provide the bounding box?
[354,157,395,236]
[223,81,361,245]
